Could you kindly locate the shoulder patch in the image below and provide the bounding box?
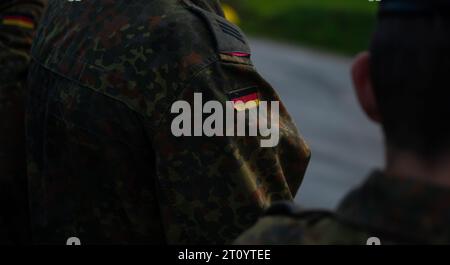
[182,0,251,56]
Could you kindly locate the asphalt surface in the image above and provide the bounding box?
[249,38,384,209]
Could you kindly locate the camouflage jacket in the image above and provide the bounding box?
[27,0,310,244]
[0,0,47,245]
[236,171,450,245]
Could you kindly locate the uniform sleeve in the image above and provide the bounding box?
[0,0,47,84]
[0,0,47,244]
[152,57,311,244]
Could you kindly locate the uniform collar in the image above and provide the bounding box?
[337,171,450,243]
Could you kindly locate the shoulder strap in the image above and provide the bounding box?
[181,0,251,54]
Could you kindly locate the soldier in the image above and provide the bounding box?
[26,0,310,244]
[236,0,450,245]
[0,0,47,244]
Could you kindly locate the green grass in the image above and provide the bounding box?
[224,0,378,55]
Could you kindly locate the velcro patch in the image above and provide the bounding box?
[219,52,252,65]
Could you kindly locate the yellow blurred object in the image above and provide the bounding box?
[222,3,240,25]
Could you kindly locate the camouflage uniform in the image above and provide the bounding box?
[27,0,310,244]
[236,171,450,245]
[0,0,47,244]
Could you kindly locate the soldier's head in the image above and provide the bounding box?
[352,0,450,160]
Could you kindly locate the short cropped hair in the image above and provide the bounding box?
[370,15,450,157]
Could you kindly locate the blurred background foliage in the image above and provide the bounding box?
[222,0,378,55]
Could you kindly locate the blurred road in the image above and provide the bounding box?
[250,38,384,209]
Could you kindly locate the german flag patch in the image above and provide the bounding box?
[228,87,260,111]
[2,15,34,29]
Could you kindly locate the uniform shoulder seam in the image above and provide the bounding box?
[153,54,221,131]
